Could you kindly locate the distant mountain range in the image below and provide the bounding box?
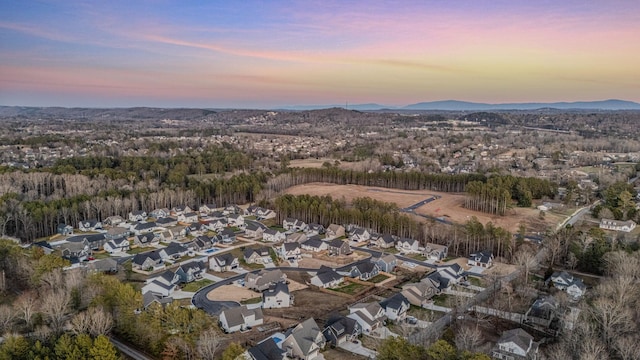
[280,99,640,111]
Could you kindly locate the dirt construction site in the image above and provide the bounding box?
[284,183,564,233]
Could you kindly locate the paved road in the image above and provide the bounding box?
[192,263,371,316]
[353,246,438,269]
[110,337,155,360]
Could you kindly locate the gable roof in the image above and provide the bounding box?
[283,242,301,252]
[221,305,264,328]
[285,318,322,356]
[498,328,534,352]
[248,338,286,360]
[380,293,410,311]
[132,251,162,266]
[264,281,290,297]
[213,252,237,266]
[328,238,346,248]
[314,266,342,285]
[469,250,493,263]
[302,236,325,249]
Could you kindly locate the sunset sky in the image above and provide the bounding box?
[1,1,639,108]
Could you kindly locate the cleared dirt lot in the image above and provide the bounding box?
[264,287,353,324]
[284,183,562,233]
[207,279,308,302]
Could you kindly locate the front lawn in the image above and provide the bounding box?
[330,282,369,295]
[383,248,399,254]
[468,276,483,287]
[182,279,214,292]
[407,253,427,261]
[239,258,265,270]
[368,274,390,283]
[127,246,156,254]
[240,297,262,305]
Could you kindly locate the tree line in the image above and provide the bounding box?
[465,175,557,215]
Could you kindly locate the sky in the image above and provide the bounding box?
[1,0,639,108]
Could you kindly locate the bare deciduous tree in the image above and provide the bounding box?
[454,325,482,352]
[0,304,15,333]
[197,328,224,360]
[14,291,38,328]
[42,290,70,333]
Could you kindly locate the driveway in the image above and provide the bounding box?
[339,340,377,359]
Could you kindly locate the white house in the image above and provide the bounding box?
[396,238,420,253]
[347,302,386,334]
[262,282,291,308]
[262,229,286,243]
[103,237,130,253]
[599,218,636,232]
[380,293,410,322]
[468,250,494,268]
[310,266,343,288]
[228,214,245,227]
[178,212,199,224]
[209,253,240,272]
[129,210,147,222]
[349,228,371,242]
[549,271,586,299]
[300,236,327,252]
[219,305,264,333]
[423,243,448,261]
[492,328,539,360]
[78,219,102,232]
[282,318,325,360]
[141,270,180,297]
[283,218,307,232]
[325,224,345,239]
[280,242,302,261]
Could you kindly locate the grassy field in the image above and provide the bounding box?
[432,294,449,307]
[240,297,262,305]
[329,282,369,295]
[468,276,483,287]
[407,253,428,261]
[368,274,390,283]
[182,279,214,292]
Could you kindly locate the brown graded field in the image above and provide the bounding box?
[263,287,353,324]
[284,183,563,233]
[206,279,308,302]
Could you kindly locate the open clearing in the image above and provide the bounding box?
[284,183,563,233]
[206,279,308,302]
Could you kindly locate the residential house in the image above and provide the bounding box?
[210,253,239,272]
[263,282,292,308]
[524,295,558,328]
[155,217,178,228]
[150,208,171,219]
[219,305,264,333]
[372,254,397,273]
[167,225,188,239]
[401,282,438,307]
[341,262,379,281]
[396,238,420,253]
[217,228,237,244]
[187,222,205,236]
[87,258,118,274]
[228,214,245,227]
[103,237,130,253]
[58,241,90,262]
[245,269,287,292]
[283,218,308,232]
[104,226,129,240]
[158,230,174,242]
[142,292,174,310]
[247,337,286,360]
[347,302,387,334]
[375,234,395,248]
[380,293,410,322]
[134,233,159,247]
[128,210,147,222]
[280,242,302,261]
[159,242,188,261]
[327,239,351,256]
[178,212,198,224]
[421,265,465,293]
[198,203,217,216]
[57,224,73,236]
[323,315,361,347]
[306,223,325,236]
[245,221,265,239]
[141,270,180,297]
[262,229,286,243]
[67,233,108,251]
[599,218,637,232]
[223,204,242,215]
[175,261,206,283]
[468,250,494,268]
[300,236,327,252]
[192,235,217,252]
[132,222,157,236]
[349,228,371,243]
[282,318,326,360]
[254,207,276,220]
[548,271,586,299]
[206,218,227,232]
[244,247,272,264]
[286,232,307,243]
[423,243,448,261]
[492,328,539,360]
[171,205,192,217]
[325,224,345,239]
[78,219,102,232]
[310,266,343,288]
[103,216,124,227]
[132,251,164,270]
